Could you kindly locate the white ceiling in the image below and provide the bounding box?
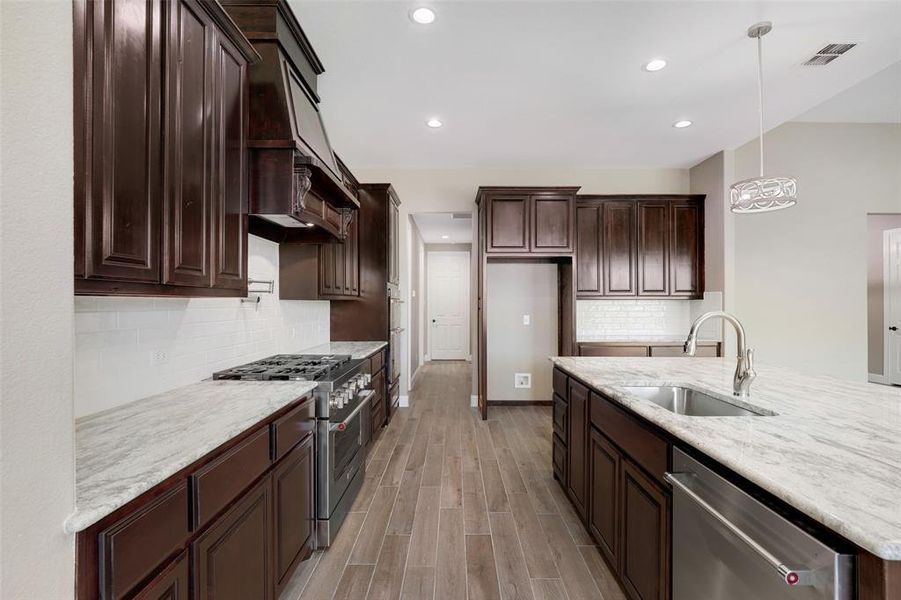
[291,1,901,169]
[412,212,474,244]
[793,60,901,123]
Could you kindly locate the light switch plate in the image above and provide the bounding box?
[522,314,531,325]
[150,349,169,366]
[514,373,532,388]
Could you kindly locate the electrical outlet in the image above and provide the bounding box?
[514,373,531,389]
[522,314,531,325]
[150,349,169,366]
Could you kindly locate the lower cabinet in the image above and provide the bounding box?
[588,429,619,566]
[273,435,315,597]
[566,379,589,519]
[620,459,670,600]
[133,553,189,600]
[193,476,273,600]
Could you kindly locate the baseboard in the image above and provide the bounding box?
[868,373,889,385]
[424,353,431,362]
[470,395,478,408]
[487,400,553,406]
[398,395,409,407]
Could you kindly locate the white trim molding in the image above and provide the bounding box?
[399,395,410,408]
[869,373,889,385]
[470,395,478,408]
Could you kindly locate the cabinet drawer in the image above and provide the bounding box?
[552,368,567,398]
[131,551,189,600]
[271,397,315,462]
[371,398,385,436]
[192,427,271,529]
[649,343,719,357]
[552,393,567,439]
[590,392,668,483]
[370,350,384,374]
[99,482,190,600]
[578,343,649,357]
[552,433,567,483]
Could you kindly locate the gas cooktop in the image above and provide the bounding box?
[212,354,354,381]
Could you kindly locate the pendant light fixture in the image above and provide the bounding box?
[730,22,798,214]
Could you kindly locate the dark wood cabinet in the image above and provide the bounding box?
[620,459,670,600]
[479,187,579,255]
[74,0,257,297]
[388,194,400,286]
[637,201,669,296]
[603,201,638,295]
[193,476,273,600]
[273,435,315,597]
[318,210,359,298]
[670,200,703,297]
[575,195,704,299]
[132,553,189,600]
[577,341,721,358]
[76,396,315,600]
[589,429,619,567]
[566,379,589,519]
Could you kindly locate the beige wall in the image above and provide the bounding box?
[353,167,689,400]
[0,1,76,597]
[486,263,558,402]
[409,219,425,381]
[868,214,901,375]
[732,122,901,381]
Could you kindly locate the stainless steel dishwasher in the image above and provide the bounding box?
[666,448,853,600]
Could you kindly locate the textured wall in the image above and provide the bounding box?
[0,1,76,597]
[75,236,330,417]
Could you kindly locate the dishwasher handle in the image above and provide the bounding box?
[665,472,813,587]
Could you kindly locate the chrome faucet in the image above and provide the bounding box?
[684,311,756,397]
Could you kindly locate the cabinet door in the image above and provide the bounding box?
[486,194,529,253]
[273,435,315,597]
[80,0,163,283]
[319,243,337,296]
[576,204,602,295]
[132,552,189,600]
[211,32,248,291]
[566,380,589,519]
[670,200,703,297]
[620,459,670,600]
[589,429,620,567]
[344,212,360,296]
[531,194,573,253]
[193,477,273,600]
[163,0,215,288]
[637,201,669,296]
[388,196,400,285]
[602,201,637,296]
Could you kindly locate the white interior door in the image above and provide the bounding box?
[886,229,901,385]
[428,251,470,360]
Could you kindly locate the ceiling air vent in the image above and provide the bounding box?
[803,43,857,66]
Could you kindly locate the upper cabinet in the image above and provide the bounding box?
[74,0,259,297]
[477,187,579,256]
[575,195,705,299]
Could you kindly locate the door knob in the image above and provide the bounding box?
[432,319,436,323]
[890,326,899,331]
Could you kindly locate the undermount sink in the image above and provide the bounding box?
[620,386,774,417]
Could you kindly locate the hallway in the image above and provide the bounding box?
[284,361,625,600]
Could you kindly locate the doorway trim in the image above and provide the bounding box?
[427,249,471,361]
[882,228,901,386]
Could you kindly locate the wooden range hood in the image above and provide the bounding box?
[222,0,359,243]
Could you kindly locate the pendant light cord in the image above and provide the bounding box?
[757,33,765,178]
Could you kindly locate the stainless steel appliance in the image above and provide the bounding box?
[666,448,853,600]
[213,354,373,547]
[388,283,403,389]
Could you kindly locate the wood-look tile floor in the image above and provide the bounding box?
[284,361,626,600]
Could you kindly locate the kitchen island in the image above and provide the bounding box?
[550,356,901,600]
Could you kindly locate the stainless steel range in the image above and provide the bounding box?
[213,354,374,548]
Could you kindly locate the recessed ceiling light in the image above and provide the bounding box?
[673,120,693,129]
[411,7,436,24]
[644,58,667,72]
[426,118,443,128]
[441,235,449,239]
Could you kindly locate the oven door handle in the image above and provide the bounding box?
[329,390,375,433]
[665,472,813,587]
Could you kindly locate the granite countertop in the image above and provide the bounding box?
[65,380,317,533]
[301,340,387,359]
[549,356,901,560]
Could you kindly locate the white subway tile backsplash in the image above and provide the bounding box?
[74,235,330,417]
[577,299,692,341]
